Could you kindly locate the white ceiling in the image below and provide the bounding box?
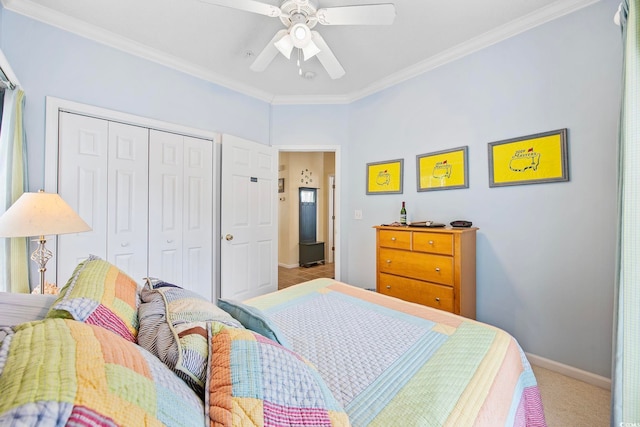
[3,0,598,104]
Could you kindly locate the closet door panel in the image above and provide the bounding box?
[107,122,149,282]
[183,136,213,299]
[148,130,184,284]
[57,112,108,285]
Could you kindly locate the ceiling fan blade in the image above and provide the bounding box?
[317,4,395,25]
[310,31,345,79]
[251,30,289,72]
[197,0,281,18]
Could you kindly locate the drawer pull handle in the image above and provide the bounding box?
[435,267,440,272]
[391,237,396,241]
[429,240,434,245]
[386,259,391,264]
[435,297,440,302]
[386,285,391,289]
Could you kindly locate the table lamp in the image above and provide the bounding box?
[0,190,91,293]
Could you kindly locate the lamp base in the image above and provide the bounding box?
[30,236,51,294]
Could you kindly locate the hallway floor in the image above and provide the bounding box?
[278,263,335,290]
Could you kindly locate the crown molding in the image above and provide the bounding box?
[2,0,600,106]
[1,0,276,102]
[345,0,600,104]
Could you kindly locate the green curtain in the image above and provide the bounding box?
[612,0,640,424]
[0,88,29,293]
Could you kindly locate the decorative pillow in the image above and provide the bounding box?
[206,322,350,427]
[0,318,205,427]
[46,255,140,342]
[217,298,291,348]
[137,280,243,394]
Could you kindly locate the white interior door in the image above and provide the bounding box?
[148,130,184,284]
[182,135,213,299]
[57,112,109,285]
[148,130,213,299]
[106,122,149,282]
[220,134,277,300]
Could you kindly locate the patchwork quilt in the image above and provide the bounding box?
[0,318,205,426]
[0,277,547,426]
[244,278,547,427]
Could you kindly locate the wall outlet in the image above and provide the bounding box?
[354,209,363,220]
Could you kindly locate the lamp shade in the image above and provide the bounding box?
[0,191,91,238]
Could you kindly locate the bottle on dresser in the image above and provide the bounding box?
[400,201,407,225]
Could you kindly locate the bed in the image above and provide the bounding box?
[0,256,546,426]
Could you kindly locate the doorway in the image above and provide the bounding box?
[276,146,340,289]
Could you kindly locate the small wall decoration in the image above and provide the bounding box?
[278,178,285,193]
[416,146,469,191]
[366,159,403,194]
[488,129,568,187]
[300,168,313,185]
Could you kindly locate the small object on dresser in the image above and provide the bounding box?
[450,220,473,227]
[400,201,407,225]
[408,220,445,228]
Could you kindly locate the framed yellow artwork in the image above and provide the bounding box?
[416,146,468,192]
[488,129,568,187]
[366,159,403,194]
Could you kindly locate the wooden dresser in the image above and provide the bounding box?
[374,225,478,318]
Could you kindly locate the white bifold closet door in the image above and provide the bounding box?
[57,112,214,299]
[58,113,149,285]
[148,130,213,299]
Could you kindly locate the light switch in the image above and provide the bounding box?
[354,209,363,220]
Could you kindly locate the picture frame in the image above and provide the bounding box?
[366,159,403,194]
[488,129,568,187]
[278,178,285,193]
[416,146,469,192]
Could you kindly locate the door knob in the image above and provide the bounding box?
[225,234,234,241]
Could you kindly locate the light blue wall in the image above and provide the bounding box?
[0,11,271,191]
[0,0,622,377]
[270,104,350,276]
[345,0,621,377]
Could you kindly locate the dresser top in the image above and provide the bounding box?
[373,225,478,234]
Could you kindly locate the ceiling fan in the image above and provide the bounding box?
[198,0,396,79]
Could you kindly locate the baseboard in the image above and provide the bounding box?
[278,263,299,269]
[526,352,611,390]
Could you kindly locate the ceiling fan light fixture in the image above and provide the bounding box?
[274,34,295,59]
[302,40,321,60]
[290,23,311,48]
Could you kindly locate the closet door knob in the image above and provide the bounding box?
[225,234,234,241]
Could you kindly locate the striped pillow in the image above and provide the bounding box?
[46,255,140,342]
[137,280,243,394]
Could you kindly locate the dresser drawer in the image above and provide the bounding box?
[378,248,454,285]
[378,229,411,250]
[413,232,454,255]
[378,273,454,312]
